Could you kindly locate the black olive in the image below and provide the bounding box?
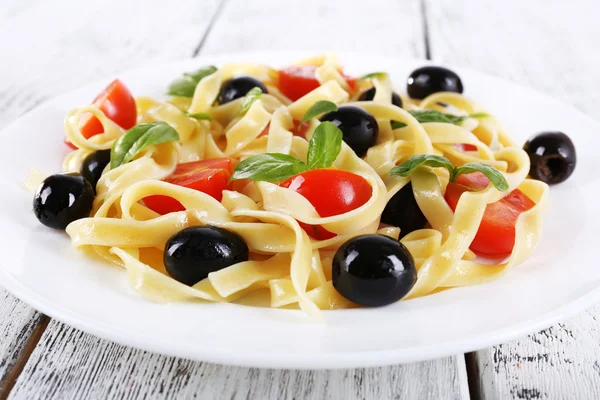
[320,106,379,157]
[359,87,403,108]
[80,149,111,192]
[217,76,268,104]
[164,226,249,286]
[381,183,427,237]
[332,234,417,307]
[407,66,464,99]
[33,173,94,230]
[523,131,576,184]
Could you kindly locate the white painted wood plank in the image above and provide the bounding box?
[0,0,222,129]
[0,293,46,392]
[6,1,468,398]
[476,309,600,399]
[427,0,600,398]
[426,0,600,119]
[202,0,426,58]
[10,322,468,400]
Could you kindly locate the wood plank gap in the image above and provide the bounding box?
[192,0,230,57]
[0,314,50,400]
[420,0,431,60]
[464,352,482,400]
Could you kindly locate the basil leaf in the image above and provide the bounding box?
[358,72,388,80]
[453,163,509,191]
[389,154,454,177]
[388,153,508,192]
[110,122,179,169]
[231,153,308,182]
[391,121,408,129]
[167,66,217,97]
[301,100,337,124]
[306,122,343,169]
[237,87,263,116]
[187,112,213,120]
[391,110,482,129]
[408,110,455,124]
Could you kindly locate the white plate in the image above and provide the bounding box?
[1,51,599,369]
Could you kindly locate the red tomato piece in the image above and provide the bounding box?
[280,169,372,240]
[278,65,357,101]
[293,120,311,138]
[143,158,233,215]
[65,79,137,149]
[455,143,478,151]
[444,172,536,256]
[258,120,311,139]
[344,74,358,91]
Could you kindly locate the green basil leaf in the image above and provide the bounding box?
[110,122,179,169]
[301,100,338,124]
[167,66,217,97]
[389,154,455,177]
[237,87,263,116]
[231,153,308,182]
[187,112,213,120]
[453,163,509,191]
[306,122,343,169]
[391,120,408,129]
[358,72,388,80]
[408,110,455,124]
[391,110,480,128]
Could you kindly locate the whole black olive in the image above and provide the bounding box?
[164,226,249,286]
[381,183,427,237]
[217,76,268,104]
[80,149,111,192]
[359,87,403,108]
[320,106,379,157]
[33,173,95,230]
[332,234,417,307]
[523,131,576,184]
[407,66,464,99]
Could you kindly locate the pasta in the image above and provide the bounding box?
[31,54,550,317]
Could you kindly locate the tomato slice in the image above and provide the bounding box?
[444,172,536,256]
[278,65,357,101]
[65,79,137,149]
[280,169,372,240]
[258,120,311,138]
[143,158,233,215]
[455,143,478,151]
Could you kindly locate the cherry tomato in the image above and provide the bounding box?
[455,143,478,151]
[444,172,536,256]
[278,66,357,101]
[258,120,310,138]
[143,158,233,215]
[65,79,137,149]
[280,169,372,240]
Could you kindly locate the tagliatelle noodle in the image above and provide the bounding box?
[48,55,548,317]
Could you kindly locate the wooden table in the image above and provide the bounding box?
[1,1,599,398]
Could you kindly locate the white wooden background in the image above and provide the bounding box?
[0,0,599,399]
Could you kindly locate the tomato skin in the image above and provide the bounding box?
[143,159,233,215]
[258,120,310,139]
[455,143,478,151]
[444,172,536,256]
[280,169,372,240]
[278,66,356,101]
[344,75,358,91]
[65,79,137,149]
